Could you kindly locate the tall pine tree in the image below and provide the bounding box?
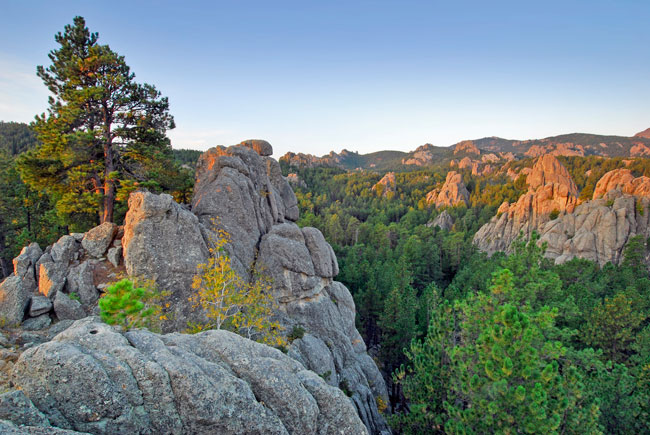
[18,16,176,227]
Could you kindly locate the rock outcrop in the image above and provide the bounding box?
[11,317,367,435]
[426,171,469,208]
[474,155,578,255]
[427,210,454,231]
[592,168,650,199]
[372,172,396,197]
[120,142,390,433]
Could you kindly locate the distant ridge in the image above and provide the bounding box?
[280,130,650,171]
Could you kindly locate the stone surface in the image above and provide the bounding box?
[65,261,99,306]
[12,318,368,435]
[81,223,117,258]
[426,171,469,208]
[123,192,209,331]
[454,140,481,155]
[0,276,30,327]
[50,236,80,265]
[107,246,122,268]
[12,243,42,293]
[427,210,454,231]
[28,296,52,317]
[52,292,85,321]
[302,227,338,278]
[0,390,50,427]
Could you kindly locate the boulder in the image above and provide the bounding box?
[302,227,338,278]
[22,314,52,331]
[107,246,122,268]
[123,192,209,330]
[12,318,368,435]
[239,139,273,156]
[52,292,85,321]
[65,261,99,306]
[81,223,117,258]
[12,243,42,292]
[29,296,52,317]
[38,261,67,299]
[0,276,30,327]
[50,236,80,265]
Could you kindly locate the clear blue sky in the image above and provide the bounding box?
[1,0,648,157]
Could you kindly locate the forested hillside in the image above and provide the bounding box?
[282,155,650,433]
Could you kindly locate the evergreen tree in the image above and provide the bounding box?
[18,16,176,227]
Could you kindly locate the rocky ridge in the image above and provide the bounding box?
[372,172,397,198]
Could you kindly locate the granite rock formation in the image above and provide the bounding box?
[473,155,578,255]
[426,171,469,208]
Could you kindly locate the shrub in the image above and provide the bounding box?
[549,209,560,220]
[98,279,166,331]
[288,325,306,342]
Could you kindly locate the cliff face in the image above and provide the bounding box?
[473,155,578,255]
[0,140,389,434]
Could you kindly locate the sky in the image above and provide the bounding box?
[1,0,649,157]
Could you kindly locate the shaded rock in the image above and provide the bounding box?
[22,314,52,331]
[302,227,338,278]
[123,192,209,331]
[107,246,122,268]
[428,210,454,231]
[38,261,67,299]
[290,334,337,387]
[0,276,30,327]
[12,318,367,435]
[52,292,85,321]
[0,390,50,427]
[28,296,52,317]
[81,223,117,258]
[65,261,99,306]
[50,236,80,265]
[12,244,42,293]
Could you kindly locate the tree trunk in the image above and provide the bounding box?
[101,106,115,224]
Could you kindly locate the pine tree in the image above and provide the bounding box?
[18,16,176,228]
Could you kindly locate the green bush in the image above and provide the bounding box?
[98,279,166,331]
